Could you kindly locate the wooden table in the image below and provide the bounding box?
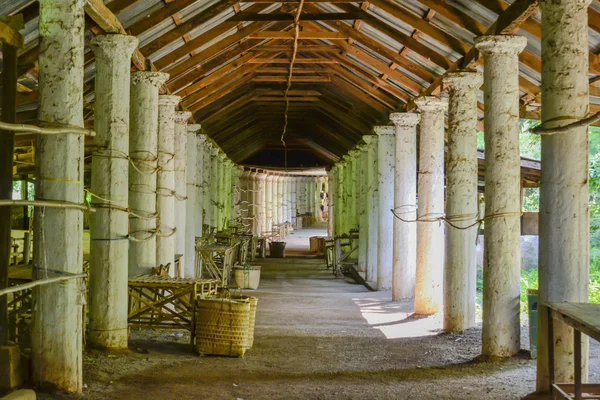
[128,274,220,344]
[545,302,600,399]
[195,242,236,287]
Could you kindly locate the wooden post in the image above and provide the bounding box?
[0,40,19,345]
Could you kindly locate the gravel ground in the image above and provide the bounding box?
[33,257,600,400]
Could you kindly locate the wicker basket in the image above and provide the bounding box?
[231,295,258,348]
[195,298,250,357]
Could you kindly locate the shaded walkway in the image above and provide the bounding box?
[283,221,329,256]
[73,258,539,400]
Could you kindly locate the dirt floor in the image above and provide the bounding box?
[34,230,600,400]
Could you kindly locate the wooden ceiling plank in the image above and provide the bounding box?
[249,31,349,39]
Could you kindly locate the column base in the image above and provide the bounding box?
[88,328,128,350]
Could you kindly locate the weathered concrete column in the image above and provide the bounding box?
[374,126,395,290]
[222,159,232,228]
[291,176,298,228]
[185,125,201,278]
[210,149,220,230]
[173,111,191,275]
[538,0,592,388]
[282,176,289,223]
[156,95,180,272]
[414,96,447,314]
[348,151,359,229]
[88,34,138,349]
[265,174,274,233]
[245,170,254,233]
[442,72,482,332]
[327,170,335,236]
[363,135,379,284]
[278,175,285,224]
[357,144,369,272]
[203,142,214,230]
[33,0,85,391]
[216,154,228,230]
[256,172,267,236]
[389,112,420,301]
[272,175,280,227]
[129,72,168,275]
[475,35,526,357]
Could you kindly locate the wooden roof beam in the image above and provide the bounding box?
[229,12,374,21]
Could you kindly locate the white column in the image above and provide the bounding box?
[185,125,201,278]
[282,176,290,223]
[203,142,214,231]
[414,96,447,314]
[327,170,335,236]
[389,112,420,301]
[195,131,205,242]
[257,171,266,236]
[357,144,368,272]
[348,152,359,229]
[442,72,482,332]
[173,111,191,276]
[374,126,395,291]
[291,176,298,228]
[265,175,274,233]
[244,170,253,233]
[88,34,138,349]
[156,95,180,272]
[475,35,526,357]
[129,72,168,275]
[272,175,280,227]
[277,175,285,224]
[363,135,379,284]
[538,0,592,388]
[33,0,85,391]
[210,149,220,230]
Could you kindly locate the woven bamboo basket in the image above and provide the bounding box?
[231,295,258,348]
[195,298,250,357]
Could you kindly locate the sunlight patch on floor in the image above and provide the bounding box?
[353,297,442,339]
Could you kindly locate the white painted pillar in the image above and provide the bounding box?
[538,0,591,388]
[257,171,266,236]
[203,142,214,231]
[278,175,285,224]
[88,34,138,349]
[357,144,369,272]
[272,175,280,227]
[374,126,395,291]
[414,97,447,314]
[389,112,420,301]
[327,170,335,236]
[291,176,298,228]
[195,131,205,239]
[156,95,180,272]
[128,72,168,275]
[244,170,253,233]
[265,175,274,234]
[364,135,379,285]
[282,176,289,223]
[348,152,359,229]
[288,177,294,224]
[442,72,482,332]
[210,149,221,230]
[475,35,526,357]
[173,111,191,275]
[33,0,85,391]
[186,125,201,278]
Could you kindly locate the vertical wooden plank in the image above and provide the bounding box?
[574,329,582,400]
[0,42,18,345]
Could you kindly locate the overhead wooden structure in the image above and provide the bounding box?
[3,0,600,175]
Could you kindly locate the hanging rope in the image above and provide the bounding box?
[280,0,306,171]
